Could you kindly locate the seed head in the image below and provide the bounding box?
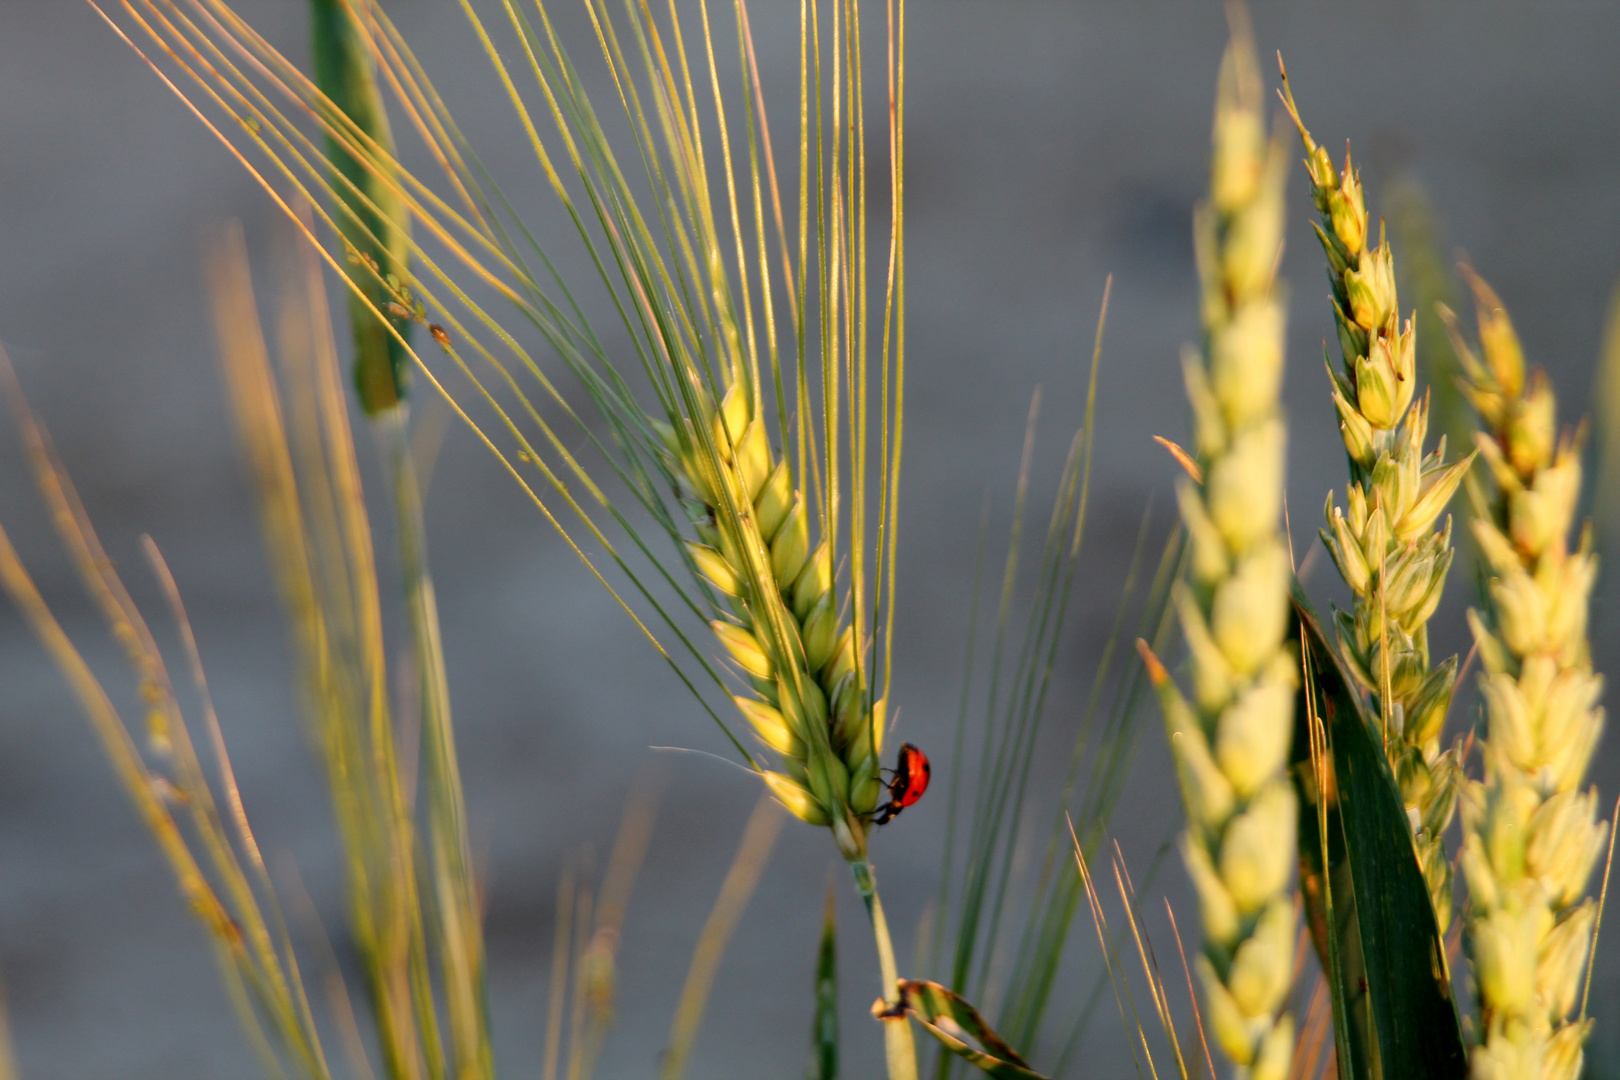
[1455,273,1606,1076]
[1157,35,1298,1079]
[661,376,895,860]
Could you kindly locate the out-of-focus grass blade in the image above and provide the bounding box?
[880,982,1046,1080]
[1581,794,1620,1023]
[1107,846,1190,1080]
[811,879,840,1080]
[564,766,665,1080]
[0,345,333,1079]
[1163,900,1214,1080]
[1291,585,1467,1080]
[0,972,15,1080]
[1068,822,1165,1080]
[543,866,576,1080]
[932,286,1188,1074]
[1591,276,1620,538]
[1291,975,1335,1080]
[215,226,440,1079]
[929,452,1183,1078]
[661,795,783,1080]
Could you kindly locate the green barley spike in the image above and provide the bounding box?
[660,382,884,863]
[1278,63,1475,936]
[310,0,413,414]
[1448,269,1608,1080]
[1142,29,1296,1080]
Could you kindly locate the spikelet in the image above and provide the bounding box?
[660,384,884,861]
[1145,32,1296,1080]
[1278,68,1475,934]
[1447,271,1607,1080]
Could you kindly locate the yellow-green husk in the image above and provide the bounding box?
[1451,273,1608,1080]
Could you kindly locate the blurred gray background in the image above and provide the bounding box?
[3,1,1620,1077]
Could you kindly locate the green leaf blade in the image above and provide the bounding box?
[1291,585,1466,1080]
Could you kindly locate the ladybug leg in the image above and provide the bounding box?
[872,801,904,826]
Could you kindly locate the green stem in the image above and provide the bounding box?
[310,0,412,415]
[852,860,918,1080]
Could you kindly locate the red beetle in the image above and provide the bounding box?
[873,742,931,825]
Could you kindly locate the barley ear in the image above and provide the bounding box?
[663,384,883,861]
[1152,29,1297,1080]
[1455,269,1607,1080]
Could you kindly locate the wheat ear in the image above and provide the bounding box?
[1445,271,1607,1080]
[1278,67,1475,935]
[1143,33,1296,1080]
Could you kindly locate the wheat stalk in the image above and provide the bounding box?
[1445,270,1607,1080]
[1277,65,1475,936]
[1141,27,1296,1080]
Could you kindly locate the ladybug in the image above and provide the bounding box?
[872,742,931,825]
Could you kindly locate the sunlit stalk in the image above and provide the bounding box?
[853,861,920,1080]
